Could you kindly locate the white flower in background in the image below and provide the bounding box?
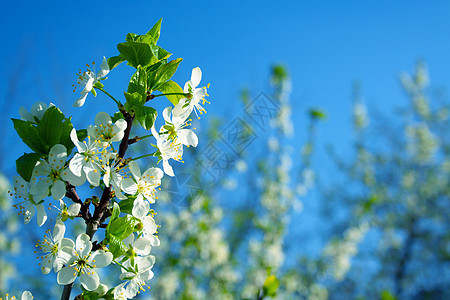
[119,255,156,298]
[122,161,163,218]
[31,144,82,200]
[56,200,81,222]
[19,101,55,124]
[57,233,113,291]
[69,128,104,186]
[88,112,127,147]
[1,291,34,300]
[173,67,209,119]
[73,56,110,107]
[35,219,74,274]
[11,176,47,226]
[102,155,127,200]
[151,125,183,177]
[160,106,198,147]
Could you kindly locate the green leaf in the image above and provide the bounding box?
[108,215,135,240]
[381,290,397,300]
[146,18,162,44]
[125,33,139,42]
[309,108,326,119]
[128,66,147,98]
[38,107,75,154]
[124,92,145,113]
[16,153,42,181]
[150,58,183,91]
[262,275,280,297]
[111,202,121,221]
[108,54,125,70]
[108,235,127,259]
[12,119,46,153]
[155,80,184,105]
[135,106,157,130]
[118,197,135,215]
[117,42,153,69]
[149,45,171,64]
[111,111,124,123]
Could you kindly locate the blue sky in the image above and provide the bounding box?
[1,0,450,293]
[2,1,449,163]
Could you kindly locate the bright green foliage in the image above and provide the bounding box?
[262,275,280,297]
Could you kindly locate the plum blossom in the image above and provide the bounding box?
[151,125,183,177]
[160,106,198,147]
[118,255,156,298]
[11,176,47,226]
[173,67,209,119]
[69,128,104,186]
[57,233,113,291]
[35,219,74,274]
[31,144,83,200]
[122,161,163,218]
[88,112,127,147]
[73,57,110,107]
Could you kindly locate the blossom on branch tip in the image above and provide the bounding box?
[173,67,209,119]
[73,56,110,107]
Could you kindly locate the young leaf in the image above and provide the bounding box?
[108,54,125,70]
[149,58,183,91]
[156,80,184,105]
[128,66,148,98]
[146,18,162,44]
[262,275,280,297]
[108,215,135,240]
[117,42,154,69]
[134,106,157,130]
[16,153,42,181]
[108,235,127,259]
[124,92,144,113]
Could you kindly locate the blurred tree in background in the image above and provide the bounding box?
[0,62,448,300]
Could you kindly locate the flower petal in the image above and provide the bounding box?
[89,250,113,268]
[177,129,198,147]
[128,161,141,180]
[163,159,174,177]
[36,204,47,227]
[76,233,92,257]
[53,219,66,242]
[67,203,81,216]
[132,196,149,220]
[57,265,77,285]
[49,144,67,170]
[80,269,100,291]
[51,180,66,200]
[191,67,202,88]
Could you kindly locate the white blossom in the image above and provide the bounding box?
[35,219,73,274]
[57,233,113,291]
[88,112,127,147]
[73,57,110,107]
